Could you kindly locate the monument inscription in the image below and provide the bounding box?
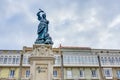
[35,64,48,80]
[37,66,47,73]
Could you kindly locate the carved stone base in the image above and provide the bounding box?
[29,44,54,80]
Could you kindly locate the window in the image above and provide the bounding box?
[117,70,120,79]
[63,56,67,64]
[70,56,73,64]
[67,70,72,78]
[26,70,30,78]
[67,56,70,64]
[104,57,107,64]
[82,56,85,64]
[115,57,119,64]
[16,56,20,64]
[63,56,70,64]
[81,56,84,64]
[9,70,15,78]
[78,56,81,64]
[108,57,112,65]
[3,56,7,64]
[79,70,84,77]
[55,56,61,65]
[12,57,16,64]
[103,68,112,78]
[95,57,98,65]
[26,57,29,64]
[8,56,12,64]
[111,57,115,64]
[53,70,57,77]
[88,57,92,64]
[0,56,3,64]
[23,56,27,64]
[70,55,76,64]
[91,70,97,77]
[85,56,89,64]
[91,57,95,64]
[76,56,79,64]
[75,56,77,64]
[101,57,104,65]
[119,57,120,64]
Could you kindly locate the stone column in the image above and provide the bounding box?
[29,44,54,80]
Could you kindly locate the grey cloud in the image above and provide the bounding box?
[0,0,120,49]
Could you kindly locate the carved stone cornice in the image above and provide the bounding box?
[31,44,54,57]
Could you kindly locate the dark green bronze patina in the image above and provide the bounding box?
[35,9,53,44]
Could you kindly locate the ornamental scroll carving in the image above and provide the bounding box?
[31,45,53,57]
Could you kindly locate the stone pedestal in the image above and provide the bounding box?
[29,44,54,80]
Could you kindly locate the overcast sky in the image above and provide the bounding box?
[0,0,120,50]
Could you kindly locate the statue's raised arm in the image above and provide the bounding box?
[35,9,53,45]
[39,9,44,12]
[37,9,44,21]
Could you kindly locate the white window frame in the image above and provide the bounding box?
[117,70,120,79]
[12,56,16,64]
[54,55,61,65]
[67,70,72,78]
[9,70,15,78]
[91,70,97,78]
[26,70,30,78]
[23,56,27,64]
[79,70,84,78]
[16,56,20,64]
[103,68,113,79]
[8,56,12,64]
[3,56,7,64]
[0,56,3,64]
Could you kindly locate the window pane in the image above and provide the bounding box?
[8,57,12,64]
[9,70,15,78]
[53,70,57,77]
[26,70,30,78]
[115,57,119,64]
[23,57,27,64]
[117,70,120,78]
[67,56,70,64]
[16,56,20,64]
[3,57,7,64]
[101,57,104,65]
[67,70,72,78]
[79,70,84,77]
[104,68,112,77]
[63,56,66,64]
[12,57,16,64]
[0,56,3,64]
[91,70,97,77]
[55,56,61,65]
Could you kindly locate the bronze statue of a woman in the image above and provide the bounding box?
[35,9,53,44]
